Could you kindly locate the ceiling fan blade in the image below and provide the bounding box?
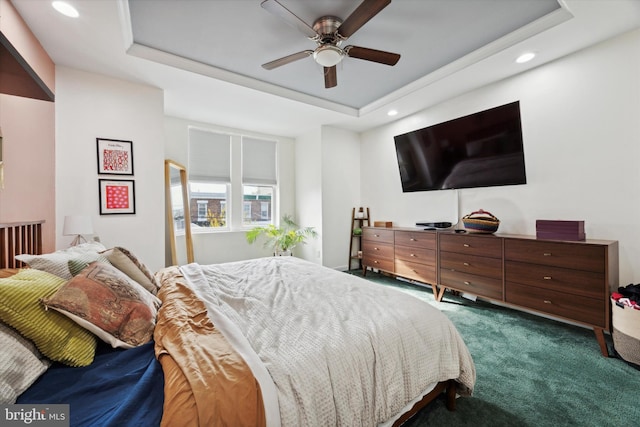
[324,66,337,88]
[261,0,318,39]
[345,46,400,66]
[337,0,391,39]
[262,50,313,70]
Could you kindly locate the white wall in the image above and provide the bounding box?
[295,129,323,263]
[320,126,361,270]
[55,67,165,271]
[164,116,297,265]
[360,29,640,284]
[294,125,362,270]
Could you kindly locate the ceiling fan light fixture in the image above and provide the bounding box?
[313,45,344,67]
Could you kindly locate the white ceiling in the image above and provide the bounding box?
[11,0,640,138]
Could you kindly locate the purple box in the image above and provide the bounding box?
[536,220,585,241]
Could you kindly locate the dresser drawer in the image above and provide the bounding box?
[505,261,604,299]
[362,255,394,273]
[439,233,502,258]
[440,269,503,300]
[395,260,436,285]
[440,251,502,279]
[362,228,394,244]
[394,230,436,250]
[362,239,394,259]
[504,239,605,273]
[506,282,605,327]
[394,245,436,267]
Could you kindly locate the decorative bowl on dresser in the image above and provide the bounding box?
[361,226,618,357]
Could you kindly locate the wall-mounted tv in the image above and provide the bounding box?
[394,101,527,192]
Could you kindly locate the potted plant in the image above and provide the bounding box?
[246,214,317,256]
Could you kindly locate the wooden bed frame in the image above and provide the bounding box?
[0,218,457,424]
[392,379,457,426]
[0,220,44,271]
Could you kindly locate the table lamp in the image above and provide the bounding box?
[63,215,94,246]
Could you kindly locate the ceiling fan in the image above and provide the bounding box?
[260,0,401,89]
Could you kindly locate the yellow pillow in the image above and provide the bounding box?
[0,269,96,367]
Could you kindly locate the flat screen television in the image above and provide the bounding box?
[394,101,527,192]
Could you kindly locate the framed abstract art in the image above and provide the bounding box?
[99,179,135,215]
[96,138,133,175]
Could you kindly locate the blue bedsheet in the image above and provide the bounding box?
[17,341,164,427]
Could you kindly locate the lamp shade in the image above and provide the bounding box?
[63,215,94,236]
[313,45,343,67]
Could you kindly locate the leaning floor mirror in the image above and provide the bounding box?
[165,159,194,266]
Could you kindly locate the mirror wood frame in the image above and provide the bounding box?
[165,159,194,265]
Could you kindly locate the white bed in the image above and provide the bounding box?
[158,256,476,426]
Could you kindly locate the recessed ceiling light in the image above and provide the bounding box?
[516,52,536,64]
[52,1,79,18]
[387,109,398,117]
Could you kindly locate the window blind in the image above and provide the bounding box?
[242,137,277,185]
[188,128,231,182]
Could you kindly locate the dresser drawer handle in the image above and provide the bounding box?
[543,252,552,256]
[464,281,471,286]
[410,253,416,257]
[543,276,552,280]
[463,262,470,266]
[374,234,380,237]
[374,247,379,251]
[543,300,552,304]
[463,244,470,248]
[374,260,380,264]
[410,238,416,241]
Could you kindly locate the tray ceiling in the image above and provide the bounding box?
[10,0,640,136]
[127,0,562,110]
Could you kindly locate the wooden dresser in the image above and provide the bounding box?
[361,227,619,357]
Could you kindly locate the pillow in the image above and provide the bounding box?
[42,262,161,348]
[0,322,51,404]
[101,247,160,294]
[0,269,96,367]
[67,254,111,276]
[15,242,108,280]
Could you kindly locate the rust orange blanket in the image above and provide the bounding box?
[153,267,266,427]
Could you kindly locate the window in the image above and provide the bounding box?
[187,130,277,231]
[197,200,208,222]
[242,137,277,227]
[243,185,274,225]
[188,129,230,230]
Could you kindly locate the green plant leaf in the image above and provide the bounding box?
[245,214,317,253]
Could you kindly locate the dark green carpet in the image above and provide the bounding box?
[351,271,640,427]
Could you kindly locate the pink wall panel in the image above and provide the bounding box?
[0,0,55,94]
[0,94,56,253]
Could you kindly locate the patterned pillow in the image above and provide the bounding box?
[101,247,160,294]
[0,269,97,367]
[42,262,161,348]
[15,242,108,280]
[0,322,51,404]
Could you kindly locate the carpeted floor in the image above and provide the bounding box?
[352,270,640,427]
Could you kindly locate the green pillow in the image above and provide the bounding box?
[0,269,97,367]
[14,241,107,280]
[67,254,111,277]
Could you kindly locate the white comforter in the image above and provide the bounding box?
[180,257,475,427]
